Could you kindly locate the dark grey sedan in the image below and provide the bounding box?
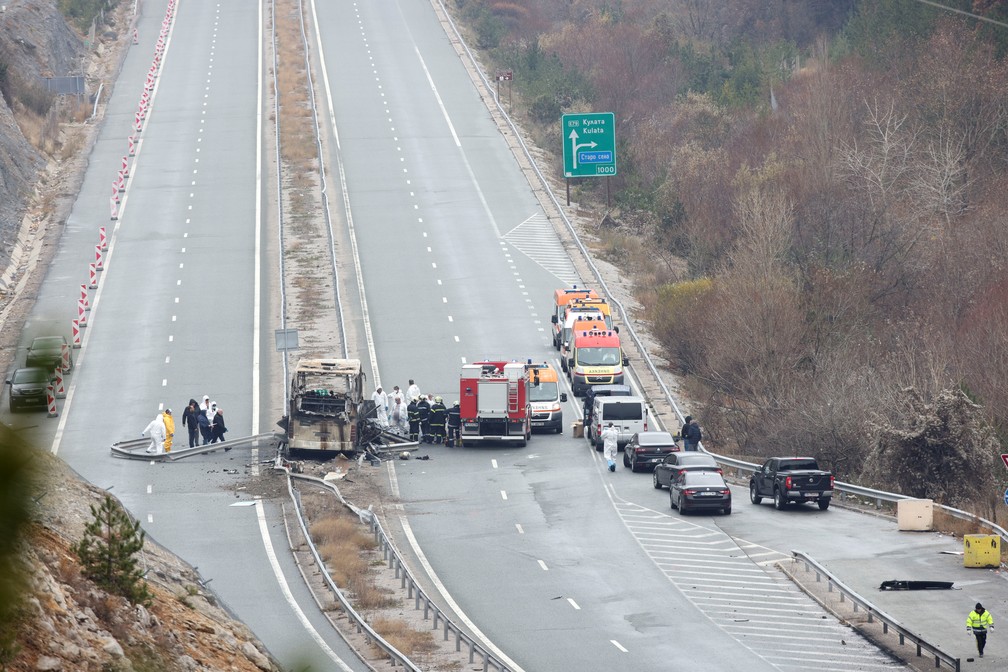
[670,470,732,515]
[622,431,679,472]
[6,367,54,412]
[653,451,720,489]
[26,335,72,372]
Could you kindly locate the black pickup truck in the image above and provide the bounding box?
[749,457,834,510]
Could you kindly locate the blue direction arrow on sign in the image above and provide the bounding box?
[562,112,617,178]
[1004,487,1008,506]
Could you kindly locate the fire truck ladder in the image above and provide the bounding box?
[508,380,520,414]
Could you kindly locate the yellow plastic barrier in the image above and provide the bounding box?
[964,534,1001,568]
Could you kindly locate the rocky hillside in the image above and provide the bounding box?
[0,0,86,271]
[4,445,280,672]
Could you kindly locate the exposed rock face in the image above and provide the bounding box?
[0,0,87,267]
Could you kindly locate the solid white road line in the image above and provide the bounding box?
[254,500,354,671]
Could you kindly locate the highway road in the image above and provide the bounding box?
[4,1,368,670]
[311,0,908,671]
[1,0,966,670]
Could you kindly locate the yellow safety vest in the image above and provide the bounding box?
[967,610,993,632]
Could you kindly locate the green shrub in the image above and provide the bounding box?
[74,495,152,606]
[651,278,714,373]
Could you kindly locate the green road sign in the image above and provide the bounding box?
[562,112,617,178]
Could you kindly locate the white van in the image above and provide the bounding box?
[588,396,648,451]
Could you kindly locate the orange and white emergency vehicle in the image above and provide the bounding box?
[551,287,598,349]
[568,329,626,396]
[568,297,613,331]
[527,362,567,433]
[561,314,608,373]
[459,361,532,446]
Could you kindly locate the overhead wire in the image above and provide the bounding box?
[912,0,1008,29]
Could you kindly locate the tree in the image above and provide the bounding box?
[862,387,1000,515]
[74,495,152,606]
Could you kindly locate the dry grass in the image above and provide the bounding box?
[370,618,438,658]
[311,513,379,589]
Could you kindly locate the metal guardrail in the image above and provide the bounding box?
[283,471,422,672]
[110,431,282,461]
[710,451,1008,548]
[436,0,1008,553]
[433,0,690,432]
[790,550,960,672]
[288,472,512,672]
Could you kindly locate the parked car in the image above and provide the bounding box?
[653,452,720,489]
[6,367,54,412]
[670,470,732,515]
[749,457,834,511]
[623,431,679,472]
[587,396,648,450]
[26,335,72,372]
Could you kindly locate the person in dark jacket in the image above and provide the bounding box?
[210,405,228,446]
[181,399,200,447]
[407,397,420,442]
[683,416,702,451]
[429,396,447,444]
[582,388,595,431]
[446,401,461,447]
[197,407,212,445]
[417,395,432,443]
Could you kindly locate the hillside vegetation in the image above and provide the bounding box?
[460,0,1008,513]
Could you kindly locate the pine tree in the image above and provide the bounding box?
[74,495,152,606]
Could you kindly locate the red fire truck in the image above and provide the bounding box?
[459,361,532,447]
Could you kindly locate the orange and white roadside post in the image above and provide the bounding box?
[71,319,81,348]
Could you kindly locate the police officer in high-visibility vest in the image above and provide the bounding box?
[429,396,447,444]
[407,397,420,442]
[967,602,994,657]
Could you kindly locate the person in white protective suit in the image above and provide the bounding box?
[143,412,167,454]
[601,421,620,472]
[372,387,389,428]
[406,379,420,403]
[390,396,409,435]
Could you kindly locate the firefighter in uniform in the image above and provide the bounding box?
[417,395,432,443]
[429,396,447,444]
[407,397,420,442]
[446,400,461,447]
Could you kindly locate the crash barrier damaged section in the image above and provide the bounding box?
[285,471,513,672]
[110,432,282,461]
[790,551,960,672]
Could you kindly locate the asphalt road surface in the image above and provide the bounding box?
[311,0,907,670]
[4,1,367,670]
[4,0,984,670]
